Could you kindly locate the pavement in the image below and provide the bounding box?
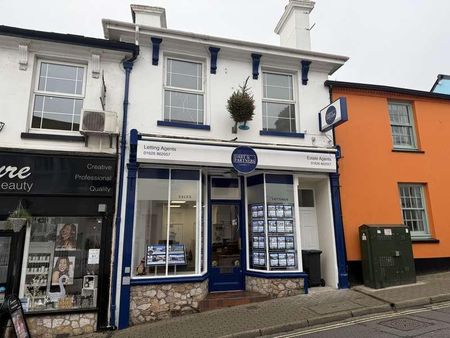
[85,272,450,338]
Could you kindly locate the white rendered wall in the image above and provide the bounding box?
[126,40,333,148]
[0,36,128,154]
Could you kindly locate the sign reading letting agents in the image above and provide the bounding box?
[231,146,258,174]
[137,141,336,172]
[0,152,115,196]
[319,97,348,132]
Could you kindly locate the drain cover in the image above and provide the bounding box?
[379,318,432,331]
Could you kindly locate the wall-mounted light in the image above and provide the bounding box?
[0,122,5,132]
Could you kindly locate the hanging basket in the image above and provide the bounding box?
[7,218,28,232]
[227,77,255,133]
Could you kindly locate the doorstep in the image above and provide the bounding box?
[198,291,271,312]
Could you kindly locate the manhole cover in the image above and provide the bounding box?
[379,318,432,331]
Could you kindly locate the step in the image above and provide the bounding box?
[198,291,271,312]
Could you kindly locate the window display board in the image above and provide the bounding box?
[249,204,266,269]
[146,244,187,266]
[266,203,297,270]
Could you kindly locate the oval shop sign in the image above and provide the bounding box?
[231,146,258,174]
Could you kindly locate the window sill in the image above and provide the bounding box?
[259,130,305,138]
[25,307,98,317]
[21,132,85,142]
[157,120,211,130]
[412,238,439,244]
[245,270,307,279]
[392,148,425,154]
[130,273,208,285]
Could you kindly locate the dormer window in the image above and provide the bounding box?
[31,61,86,132]
[164,58,204,125]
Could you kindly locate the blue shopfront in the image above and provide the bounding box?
[114,130,348,328]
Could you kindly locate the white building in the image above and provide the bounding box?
[0,25,137,336]
[104,1,349,329]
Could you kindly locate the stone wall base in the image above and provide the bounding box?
[245,276,304,298]
[129,280,208,326]
[5,312,97,338]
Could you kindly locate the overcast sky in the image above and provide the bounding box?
[1,0,449,91]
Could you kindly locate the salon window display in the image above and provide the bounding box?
[19,217,102,312]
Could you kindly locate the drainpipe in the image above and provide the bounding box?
[110,51,137,328]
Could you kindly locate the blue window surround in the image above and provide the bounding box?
[301,60,311,85]
[208,47,220,74]
[251,53,262,80]
[260,130,305,138]
[151,37,162,66]
[157,120,211,130]
[130,274,209,286]
[330,172,349,289]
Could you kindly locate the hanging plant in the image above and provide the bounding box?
[7,201,31,231]
[227,77,255,133]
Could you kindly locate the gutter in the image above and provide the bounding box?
[0,25,138,54]
[109,48,138,328]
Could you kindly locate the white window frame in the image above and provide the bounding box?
[262,71,298,133]
[163,56,206,125]
[131,167,207,280]
[398,183,431,239]
[388,101,418,150]
[30,59,87,134]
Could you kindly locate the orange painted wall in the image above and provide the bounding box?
[332,87,450,262]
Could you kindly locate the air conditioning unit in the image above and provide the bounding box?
[80,109,119,135]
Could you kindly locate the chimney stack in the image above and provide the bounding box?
[130,4,167,28]
[274,0,315,50]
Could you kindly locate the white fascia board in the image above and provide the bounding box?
[102,19,348,74]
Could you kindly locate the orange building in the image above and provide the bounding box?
[326,81,450,284]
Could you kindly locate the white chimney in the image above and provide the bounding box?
[274,0,315,50]
[130,4,167,28]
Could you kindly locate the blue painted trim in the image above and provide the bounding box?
[211,177,239,188]
[151,37,162,66]
[157,120,211,130]
[118,128,139,329]
[265,174,293,185]
[209,47,220,74]
[138,168,170,179]
[329,172,349,289]
[259,130,305,138]
[171,169,200,180]
[130,274,209,286]
[301,60,311,85]
[110,59,135,328]
[251,53,262,80]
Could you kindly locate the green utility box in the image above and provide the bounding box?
[359,224,416,289]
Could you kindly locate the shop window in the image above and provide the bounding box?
[31,61,86,132]
[388,102,417,149]
[133,168,204,278]
[19,217,102,312]
[262,72,296,133]
[398,184,430,238]
[164,58,204,125]
[247,173,298,272]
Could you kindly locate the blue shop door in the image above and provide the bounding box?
[209,203,244,291]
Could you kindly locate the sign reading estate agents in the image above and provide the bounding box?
[0,152,115,196]
[231,146,258,174]
[138,141,336,172]
[319,97,348,132]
